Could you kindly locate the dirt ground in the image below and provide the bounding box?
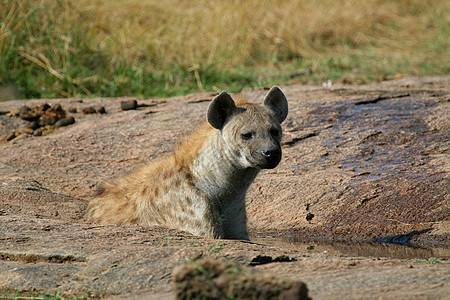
[0,77,449,299]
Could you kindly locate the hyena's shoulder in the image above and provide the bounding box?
[173,122,216,167]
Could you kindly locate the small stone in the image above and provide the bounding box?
[27,121,40,130]
[96,106,106,114]
[55,116,75,128]
[39,116,58,126]
[39,103,50,112]
[82,107,97,114]
[18,128,34,135]
[249,255,273,266]
[33,128,42,136]
[20,110,40,121]
[51,104,63,112]
[121,100,138,111]
[5,132,16,141]
[7,108,21,117]
[306,212,315,222]
[68,107,77,113]
[41,225,52,231]
[19,105,31,113]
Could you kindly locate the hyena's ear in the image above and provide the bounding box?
[207,92,238,129]
[263,86,288,124]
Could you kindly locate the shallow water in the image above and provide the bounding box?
[250,235,450,260]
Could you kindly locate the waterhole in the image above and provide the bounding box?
[250,235,450,260]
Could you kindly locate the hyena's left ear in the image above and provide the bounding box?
[263,86,288,124]
[207,92,239,129]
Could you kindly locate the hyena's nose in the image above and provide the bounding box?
[261,147,280,158]
[259,146,282,169]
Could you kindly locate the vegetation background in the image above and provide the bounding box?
[0,0,448,100]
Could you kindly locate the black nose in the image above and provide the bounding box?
[258,146,282,169]
[261,147,280,158]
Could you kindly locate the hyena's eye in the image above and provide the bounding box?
[241,132,254,140]
[270,128,279,137]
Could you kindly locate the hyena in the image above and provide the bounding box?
[85,86,288,240]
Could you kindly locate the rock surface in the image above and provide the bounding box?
[0,77,449,299]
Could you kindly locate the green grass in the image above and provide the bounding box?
[0,288,115,300]
[424,258,443,264]
[0,0,448,100]
[209,240,225,253]
[0,289,81,300]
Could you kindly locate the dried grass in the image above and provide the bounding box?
[0,0,448,98]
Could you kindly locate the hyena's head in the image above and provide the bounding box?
[207,86,288,169]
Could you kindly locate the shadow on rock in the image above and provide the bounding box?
[374,228,434,246]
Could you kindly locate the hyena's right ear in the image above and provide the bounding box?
[263,86,288,124]
[207,92,238,129]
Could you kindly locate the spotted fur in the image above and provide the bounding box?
[85,86,288,240]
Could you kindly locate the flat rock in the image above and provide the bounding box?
[0,77,449,299]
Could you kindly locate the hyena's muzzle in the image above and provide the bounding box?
[252,142,282,169]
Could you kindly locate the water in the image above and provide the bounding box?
[250,235,450,260]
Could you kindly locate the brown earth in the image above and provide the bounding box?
[0,77,449,299]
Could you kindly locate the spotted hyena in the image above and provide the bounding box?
[85,86,288,240]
